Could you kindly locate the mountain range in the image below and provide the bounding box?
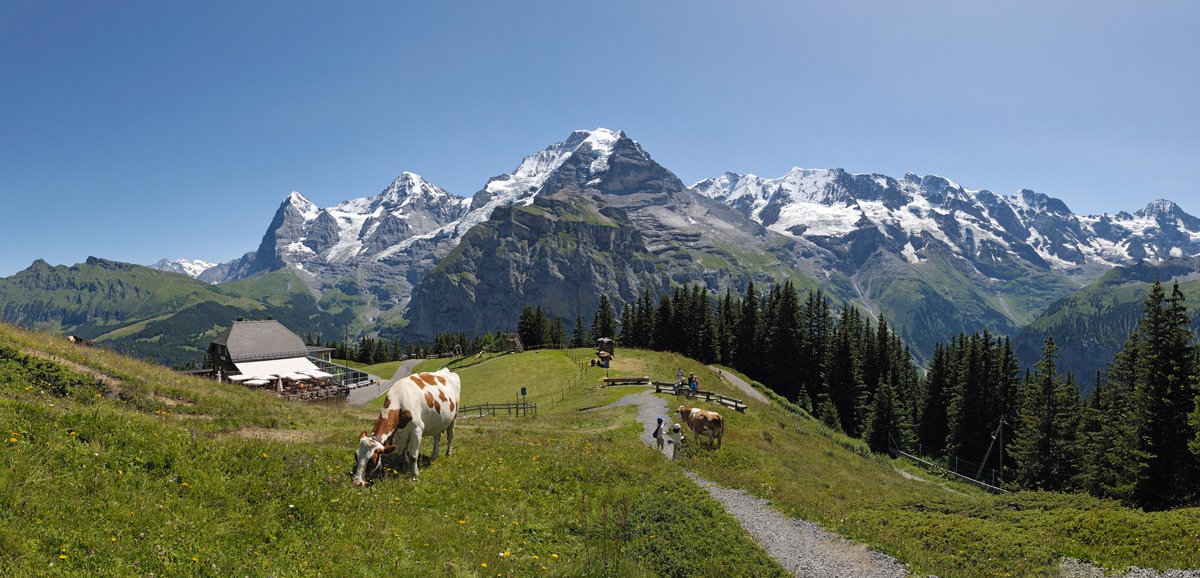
[4,128,1199,378]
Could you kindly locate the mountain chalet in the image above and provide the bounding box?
[208,318,371,401]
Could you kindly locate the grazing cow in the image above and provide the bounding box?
[353,368,461,485]
[676,405,724,448]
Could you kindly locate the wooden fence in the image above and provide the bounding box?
[457,401,538,418]
[653,382,747,413]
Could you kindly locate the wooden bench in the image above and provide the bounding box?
[603,375,651,386]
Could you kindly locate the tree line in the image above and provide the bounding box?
[600,279,1200,511]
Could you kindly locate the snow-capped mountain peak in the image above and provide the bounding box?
[458,128,641,234]
[285,191,320,220]
[148,258,217,278]
[695,167,1200,274]
[484,128,623,200]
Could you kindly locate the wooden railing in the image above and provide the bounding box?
[652,382,748,413]
[457,401,538,418]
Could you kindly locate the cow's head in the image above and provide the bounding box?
[352,431,396,486]
[676,406,690,419]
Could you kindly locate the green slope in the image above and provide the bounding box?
[1014,260,1200,390]
[3,323,1197,577]
[0,259,357,366]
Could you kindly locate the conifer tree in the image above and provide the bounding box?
[570,313,588,348]
[1118,280,1200,509]
[799,289,832,410]
[638,289,657,348]
[692,285,719,363]
[826,305,865,436]
[652,293,675,352]
[945,332,993,466]
[619,303,635,346]
[715,288,739,366]
[548,316,567,348]
[1077,373,1113,496]
[1011,337,1079,491]
[762,281,803,402]
[864,368,905,454]
[918,341,952,454]
[733,281,759,371]
[590,295,617,343]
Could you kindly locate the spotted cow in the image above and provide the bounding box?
[353,368,461,485]
[676,405,724,448]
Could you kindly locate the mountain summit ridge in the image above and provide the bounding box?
[135,127,1200,365]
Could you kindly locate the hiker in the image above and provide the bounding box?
[652,416,666,452]
[688,372,699,399]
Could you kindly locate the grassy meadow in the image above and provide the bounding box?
[2,323,1199,577]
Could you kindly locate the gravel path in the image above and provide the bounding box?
[597,388,1200,578]
[706,365,769,404]
[346,359,421,406]
[595,389,907,577]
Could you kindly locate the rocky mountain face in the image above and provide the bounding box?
[401,131,826,342]
[192,172,471,329]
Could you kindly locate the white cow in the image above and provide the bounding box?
[353,368,461,485]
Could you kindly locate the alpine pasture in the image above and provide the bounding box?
[2,323,1199,577]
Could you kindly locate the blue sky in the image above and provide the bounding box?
[2,1,1197,277]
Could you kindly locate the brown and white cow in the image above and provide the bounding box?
[676,405,724,448]
[353,368,461,485]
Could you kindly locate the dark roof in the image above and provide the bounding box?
[210,319,309,362]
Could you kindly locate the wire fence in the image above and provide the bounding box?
[889,433,1013,493]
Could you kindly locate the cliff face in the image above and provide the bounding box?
[400,183,821,342]
[403,191,652,340]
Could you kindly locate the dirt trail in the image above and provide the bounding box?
[346,359,420,406]
[594,389,907,577]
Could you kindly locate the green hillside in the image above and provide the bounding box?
[0,260,358,367]
[2,323,1198,577]
[1014,261,1200,389]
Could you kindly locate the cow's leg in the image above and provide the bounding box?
[430,432,441,461]
[444,420,455,457]
[409,428,423,478]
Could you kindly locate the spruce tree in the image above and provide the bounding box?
[733,281,759,372]
[1121,280,1200,509]
[826,305,865,436]
[1011,337,1079,491]
[799,289,832,410]
[918,342,952,454]
[864,370,904,454]
[548,317,567,348]
[590,295,617,343]
[570,313,588,348]
[652,294,675,352]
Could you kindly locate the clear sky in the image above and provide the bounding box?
[3,1,1197,277]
